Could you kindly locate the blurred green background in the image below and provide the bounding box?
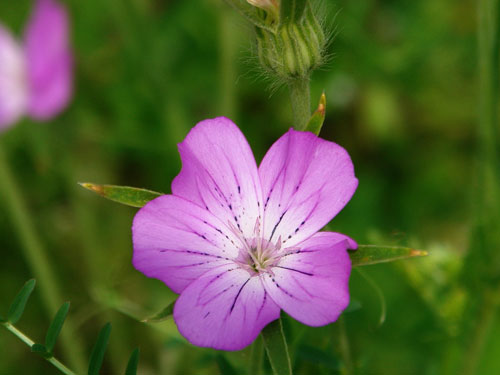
[0,0,494,374]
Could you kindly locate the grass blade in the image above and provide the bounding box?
[88,323,112,375]
[45,302,70,353]
[351,245,428,267]
[141,299,176,323]
[125,348,140,375]
[8,279,36,324]
[80,183,162,208]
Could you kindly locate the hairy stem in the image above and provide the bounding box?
[1,322,77,375]
[261,318,292,375]
[288,77,311,131]
[0,146,86,372]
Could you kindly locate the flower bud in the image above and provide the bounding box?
[255,5,325,80]
[246,0,279,13]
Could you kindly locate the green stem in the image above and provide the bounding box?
[460,0,500,373]
[288,77,311,131]
[261,318,292,375]
[1,322,77,375]
[337,316,354,375]
[462,292,499,375]
[0,146,86,372]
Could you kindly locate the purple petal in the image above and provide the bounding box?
[174,266,280,350]
[24,0,72,120]
[0,24,27,130]
[132,195,243,293]
[262,232,355,326]
[172,117,263,239]
[259,129,358,247]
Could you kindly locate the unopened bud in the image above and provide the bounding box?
[247,0,279,13]
[256,5,325,80]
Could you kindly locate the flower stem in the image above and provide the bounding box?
[0,145,86,372]
[337,315,354,375]
[1,322,77,375]
[288,77,311,131]
[261,318,292,375]
[461,0,500,373]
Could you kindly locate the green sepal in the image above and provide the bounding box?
[351,245,428,267]
[304,92,326,135]
[88,323,112,375]
[125,348,140,375]
[280,0,307,26]
[80,183,162,208]
[45,302,70,354]
[31,343,52,359]
[142,300,176,323]
[7,279,36,324]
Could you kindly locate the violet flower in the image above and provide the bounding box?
[0,0,71,131]
[133,117,358,350]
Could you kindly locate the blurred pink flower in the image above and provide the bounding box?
[132,117,358,350]
[0,0,72,131]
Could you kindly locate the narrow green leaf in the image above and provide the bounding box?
[31,343,52,359]
[80,183,162,208]
[7,279,36,324]
[304,92,326,135]
[88,323,112,375]
[141,299,176,323]
[125,348,140,375]
[351,245,428,267]
[45,302,70,353]
[216,354,239,375]
[261,318,292,375]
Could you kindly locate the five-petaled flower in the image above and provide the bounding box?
[0,0,72,131]
[132,117,358,350]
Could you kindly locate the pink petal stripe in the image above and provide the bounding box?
[259,129,358,247]
[0,24,27,130]
[132,195,243,293]
[172,117,263,239]
[174,266,280,350]
[262,232,354,326]
[24,0,72,120]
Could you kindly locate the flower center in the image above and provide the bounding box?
[228,218,288,275]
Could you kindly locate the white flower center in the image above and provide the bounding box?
[228,218,297,275]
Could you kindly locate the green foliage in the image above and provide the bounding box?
[7,279,36,325]
[45,302,70,354]
[142,300,176,323]
[80,183,162,208]
[350,245,428,267]
[261,318,292,375]
[304,92,326,135]
[125,348,140,375]
[88,323,112,375]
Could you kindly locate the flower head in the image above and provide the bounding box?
[132,118,358,350]
[0,0,72,131]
